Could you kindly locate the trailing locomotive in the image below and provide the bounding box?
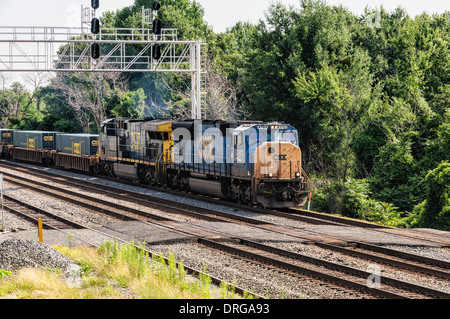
[0,118,309,208]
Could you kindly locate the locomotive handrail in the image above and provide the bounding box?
[302,168,310,187]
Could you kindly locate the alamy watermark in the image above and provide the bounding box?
[163,121,300,176]
[365,7,382,29]
[366,264,381,289]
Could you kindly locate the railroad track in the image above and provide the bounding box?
[199,238,450,299]
[0,160,391,228]
[2,194,85,230]
[4,160,450,250]
[2,161,450,250]
[1,162,449,299]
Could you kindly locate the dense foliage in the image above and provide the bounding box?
[0,0,448,230]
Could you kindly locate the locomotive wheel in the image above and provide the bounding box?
[145,171,152,184]
[106,162,115,177]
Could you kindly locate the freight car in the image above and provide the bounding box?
[0,118,309,209]
[0,130,99,172]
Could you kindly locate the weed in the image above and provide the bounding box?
[0,270,12,279]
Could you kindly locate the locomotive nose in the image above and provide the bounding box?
[254,142,302,179]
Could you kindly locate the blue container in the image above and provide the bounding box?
[55,134,99,156]
[13,131,58,150]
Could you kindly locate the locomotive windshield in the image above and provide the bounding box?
[277,131,298,145]
[247,130,297,146]
[248,131,271,146]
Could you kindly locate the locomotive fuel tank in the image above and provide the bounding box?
[188,178,228,199]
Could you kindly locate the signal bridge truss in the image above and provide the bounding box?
[0,6,207,119]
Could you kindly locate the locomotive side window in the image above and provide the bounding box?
[235,133,243,147]
[248,132,258,146]
[106,126,116,136]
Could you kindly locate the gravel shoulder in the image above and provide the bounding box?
[0,239,81,276]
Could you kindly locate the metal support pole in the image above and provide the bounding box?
[191,43,197,119]
[190,41,203,120]
[196,40,202,119]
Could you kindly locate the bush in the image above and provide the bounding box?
[312,178,373,218]
[312,178,409,227]
[411,162,450,231]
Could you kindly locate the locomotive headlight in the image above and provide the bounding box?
[296,172,300,178]
[268,173,273,178]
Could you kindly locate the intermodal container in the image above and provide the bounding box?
[13,131,58,150]
[55,134,99,156]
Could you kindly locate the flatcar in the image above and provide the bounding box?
[0,118,309,209]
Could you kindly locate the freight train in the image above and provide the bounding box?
[0,118,309,208]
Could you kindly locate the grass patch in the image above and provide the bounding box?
[0,239,249,299]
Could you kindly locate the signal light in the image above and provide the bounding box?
[153,19,162,35]
[153,44,161,60]
[91,18,100,34]
[92,43,100,59]
[91,0,99,10]
[152,2,161,11]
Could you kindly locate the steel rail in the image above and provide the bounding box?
[3,194,86,230]
[2,194,262,299]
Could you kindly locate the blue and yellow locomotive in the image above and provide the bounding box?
[97,118,309,208]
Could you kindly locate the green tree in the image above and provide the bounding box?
[412,162,450,231]
[0,82,34,128]
[294,48,378,181]
[112,89,147,118]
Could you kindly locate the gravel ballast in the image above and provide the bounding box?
[0,239,80,276]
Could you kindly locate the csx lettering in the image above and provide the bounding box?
[273,154,287,161]
[130,132,141,150]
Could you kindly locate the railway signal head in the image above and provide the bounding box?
[153,19,162,35]
[91,18,100,34]
[153,44,161,60]
[91,0,100,10]
[92,43,100,59]
[152,2,161,11]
